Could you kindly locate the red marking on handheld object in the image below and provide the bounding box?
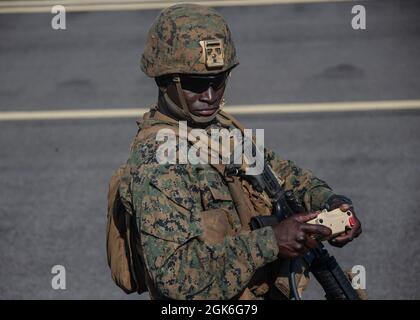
[349,216,356,227]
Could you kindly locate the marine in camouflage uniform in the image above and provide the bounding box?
[120,3,362,300]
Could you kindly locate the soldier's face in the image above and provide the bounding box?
[167,72,228,117]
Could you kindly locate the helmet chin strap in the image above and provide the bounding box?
[161,75,223,125]
[161,89,189,121]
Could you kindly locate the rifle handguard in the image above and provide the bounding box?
[250,215,279,230]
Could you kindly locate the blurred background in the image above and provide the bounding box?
[0,0,419,299]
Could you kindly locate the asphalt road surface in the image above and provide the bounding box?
[1,0,420,299]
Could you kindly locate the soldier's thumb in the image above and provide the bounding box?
[294,211,319,223]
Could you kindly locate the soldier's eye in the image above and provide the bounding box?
[180,73,228,93]
[180,77,210,93]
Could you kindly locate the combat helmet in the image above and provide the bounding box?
[141,3,239,123]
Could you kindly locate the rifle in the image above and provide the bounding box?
[226,157,360,300]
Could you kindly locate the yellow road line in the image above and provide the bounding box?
[231,100,420,114]
[0,108,147,121]
[0,100,419,121]
[0,0,359,14]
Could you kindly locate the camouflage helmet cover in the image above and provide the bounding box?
[141,3,239,77]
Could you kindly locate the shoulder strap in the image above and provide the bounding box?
[135,109,257,232]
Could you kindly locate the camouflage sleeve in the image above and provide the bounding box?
[131,163,279,300]
[265,148,335,211]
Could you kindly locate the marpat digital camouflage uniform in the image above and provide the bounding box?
[118,3,337,300]
[119,109,335,300]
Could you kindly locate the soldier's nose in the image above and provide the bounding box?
[200,87,215,103]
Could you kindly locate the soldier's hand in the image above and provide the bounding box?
[272,212,332,258]
[329,203,362,248]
